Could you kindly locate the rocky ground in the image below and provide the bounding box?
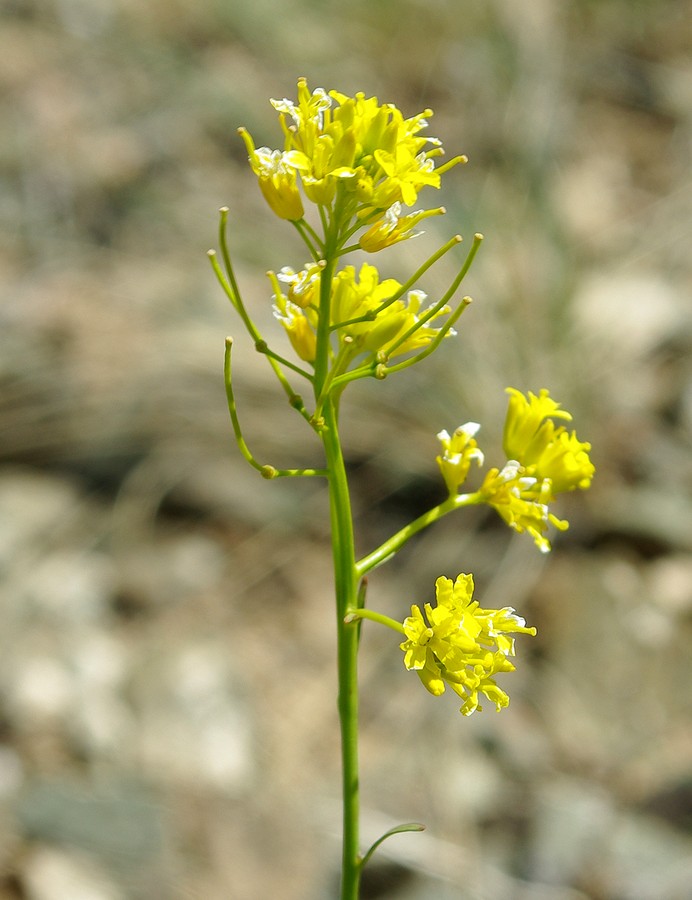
[1,1,692,898]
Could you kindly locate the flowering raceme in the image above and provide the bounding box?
[214,78,595,893]
[436,389,594,552]
[502,388,594,491]
[214,78,594,900]
[236,80,472,378]
[400,574,536,716]
[483,388,593,551]
[240,77,465,222]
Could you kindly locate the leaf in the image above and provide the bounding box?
[360,822,426,870]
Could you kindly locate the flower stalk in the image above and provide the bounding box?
[321,398,362,898]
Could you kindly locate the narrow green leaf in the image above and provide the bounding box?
[360,822,426,870]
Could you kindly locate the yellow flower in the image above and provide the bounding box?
[503,388,571,459]
[271,283,317,362]
[400,574,536,715]
[277,262,323,309]
[436,423,484,495]
[331,263,400,330]
[503,388,594,492]
[271,81,332,134]
[478,388,594,550]
[378,289,452,358]
[525,426,594,493]
[480,461,568,553]
[334,269,451,360]
[358,203,445,253]
[371,143,440,208]
[238,129,304,221]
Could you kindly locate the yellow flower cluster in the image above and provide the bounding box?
[400,574,536,716]
[502,388,594,492]
[438,388,594,552]
[483,388,594,551]
[271,262,451,364]
[239,77,464,223]
[233,80,471,378]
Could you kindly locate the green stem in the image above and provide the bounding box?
[321,398,362,900]
[345,607,405,635]
[381,295,472,377]
[224,339,326,478]
[313,255,337,394]
[254,340,314,381]
[381,232,483,362]
[210,253,313,422]
[356,491,482,576]
[312,338,357,423]
[217,207,243,307]
[329,361,380,393]
[292,217,323,260]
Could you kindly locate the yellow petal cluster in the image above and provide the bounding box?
[480,461,569,553]
[333,265,451,358]
[503,388,594,491]
[241,78,464,222]
[400,574,536,716]
[270,262,451,364]
[436,423,484,495]
[476,389,594,551]
[277,262,324,309]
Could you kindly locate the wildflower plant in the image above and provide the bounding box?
[209,78,594,898]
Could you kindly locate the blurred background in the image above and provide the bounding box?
[2,1,692,898]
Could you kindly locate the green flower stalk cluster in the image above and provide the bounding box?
[210,78,594,898]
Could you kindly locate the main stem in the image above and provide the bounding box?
[321,397,361,899]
